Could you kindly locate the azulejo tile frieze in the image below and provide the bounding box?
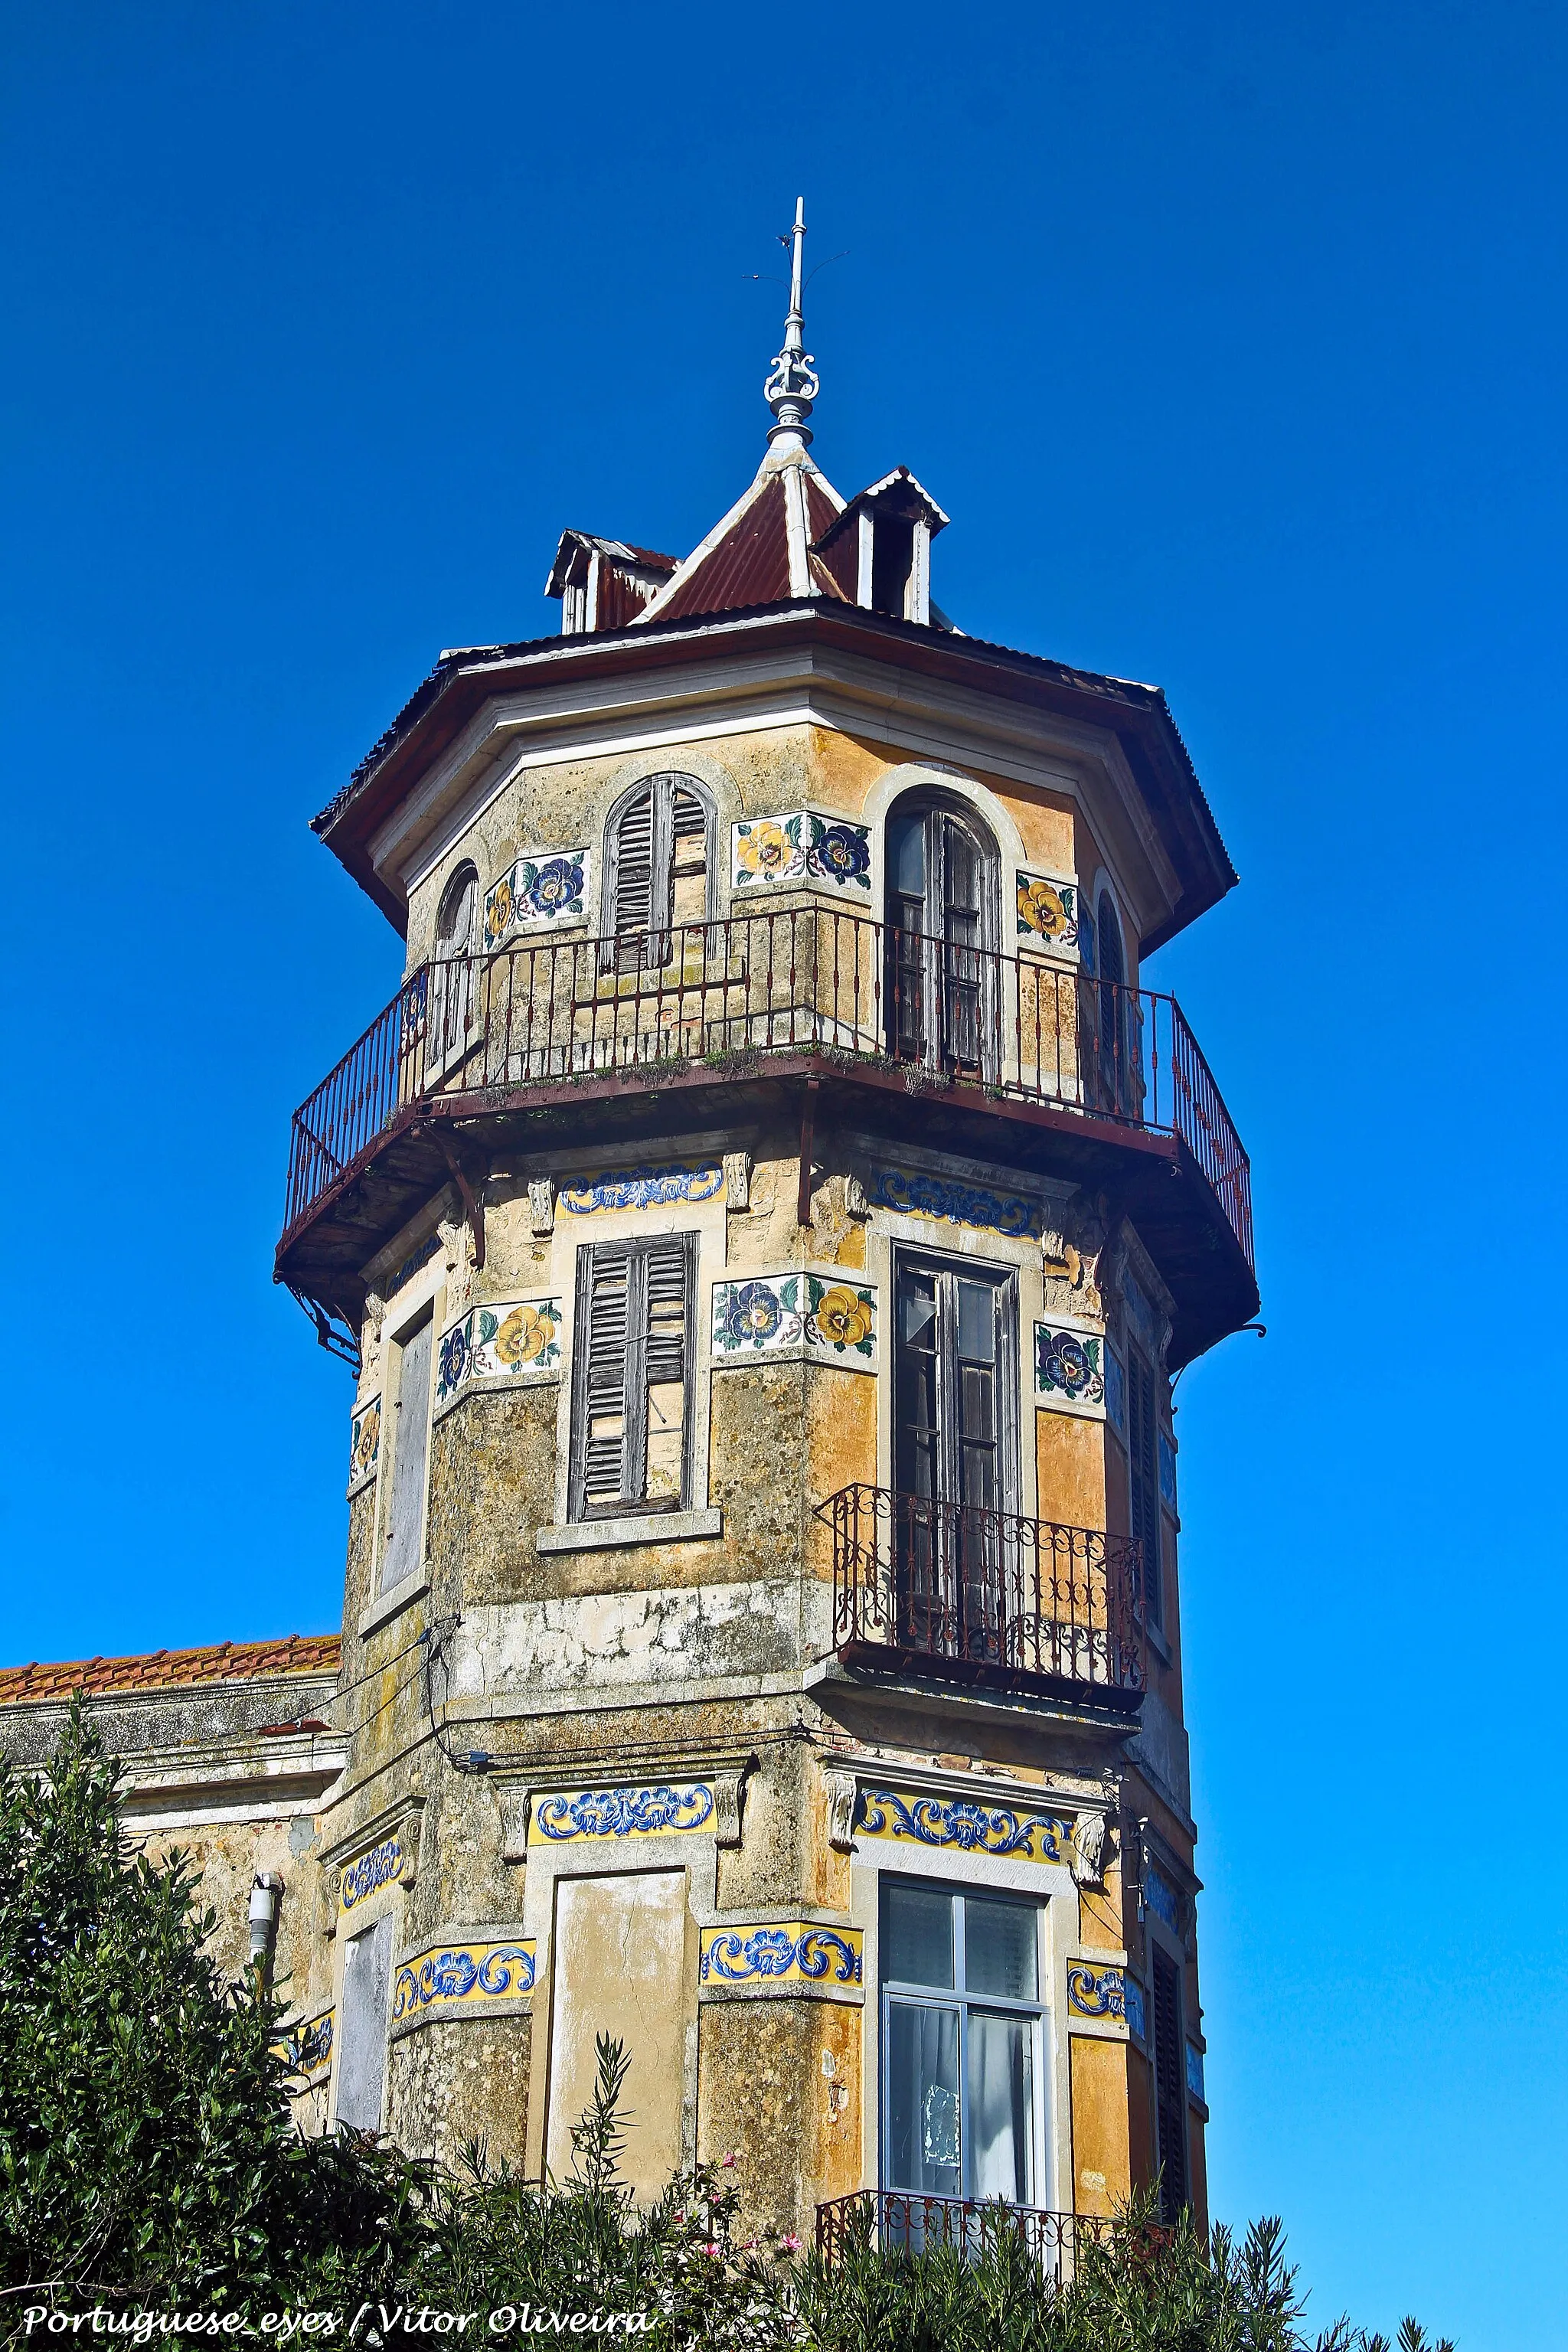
[348,1396,381,1493]
[711,1272,876,1361]
[1067,1962,1126,2021]
[436,1298,562,1404]
[854,1787,1073,1865]
[484,849,590,946]
[276,2007,334,2079]
[560,1163,724,1215]
[392,1940,536,2023]
[871,1168,1042,1240]
[528,1782,716,1846]
[1034,1323,1106,1414]
[699,1923,863,1989]
[340,1837,401,1912]
[1142,1864,1182,1935]
[1015,871,1080,952]
[731,811,872,895]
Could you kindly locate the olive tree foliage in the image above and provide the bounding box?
[0,1708,1455,2352]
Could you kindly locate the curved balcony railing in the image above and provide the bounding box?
[815,1482,1145,1707]
[815,2190,1128,2274]
[282,907,1252,1268]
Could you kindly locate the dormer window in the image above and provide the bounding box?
[814,469,949,627]
[546,532,678,635]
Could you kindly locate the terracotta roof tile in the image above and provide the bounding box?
[0,1633,342,1707]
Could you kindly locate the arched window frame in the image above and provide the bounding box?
[1093,887,1135,1116]
[600,771,719,972]
[882,788,1002,1079]
[428,860,480,1066]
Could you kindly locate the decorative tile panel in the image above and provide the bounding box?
[1105,1347,1127,1439]
[389,1232,441,1293]
[392,1939,536,2022]
[699,1923,864,1989]
[871,1168,1041,1239]
[854,1786,1072,1865]
[1067,1962,1126,2021]
[731,812,872,894]
[559,1162,724,1214]
[436,1298,562,1404]
[1158,1432,1178,1510]
[528,1782,716,1845]
[348,1398,381,1492]
[711,1272,876,1361]
[484,850,590,946]
[1015,871,1080,952]
[1124,1975,1148,2044]
[340,1837,401,1913]
[275,2007,334,2080]
[1034,1324,1106,1414]
[1142,1864,1181,1934]
[1186,2042,1206,2104]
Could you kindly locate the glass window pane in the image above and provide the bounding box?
[890,814,926,899]
[900,1282,938,1347]
[964,1896,1037,2000]
[884,1882,955,1988]
[956,1279,995,1364]
[965,2011,1034,2205]
[887,2001,961,2197]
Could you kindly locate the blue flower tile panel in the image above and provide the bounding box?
[274,2006,334,2079]
[437,1299,563,1403]
[340,1837,401,1913]
[1158,1430,1178,1511]
[711,1272,876,1361]
[528,1782,716,1846]
[348,1397,381,1492]
[731,811,872,894]
[699,1922,864,1990]
[559,1162,724,1215]
[1034,1324,1106,1415]
[853,1787,1073,1867]
[1067,1962,1126,2023]
[1015,871,1080,952]
[392,1940,536,2024]
[484,849,590,946]
[870,1168,1042,1239]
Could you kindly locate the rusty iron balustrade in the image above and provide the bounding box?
[816,1483,1145,1709]
[282,906,1253,1268]
[815,2189,1125,2275]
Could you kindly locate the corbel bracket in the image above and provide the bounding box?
[439,1137,486,1272]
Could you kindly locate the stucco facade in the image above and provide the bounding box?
[2,252,1256,2251]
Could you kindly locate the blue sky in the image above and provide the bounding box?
[2,2,1564,2341]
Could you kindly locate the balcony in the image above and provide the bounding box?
[815,2190,1124,2275]
[816,1484,1145,1717]
[277,907,1255,1361]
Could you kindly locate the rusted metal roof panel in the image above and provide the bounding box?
[656,475,794,619]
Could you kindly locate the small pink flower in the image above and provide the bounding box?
[779,2233,801,2256]
[703,2242,723,2259]
[721,2151,737,2168]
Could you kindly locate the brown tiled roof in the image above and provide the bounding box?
[0,1633,342,1707]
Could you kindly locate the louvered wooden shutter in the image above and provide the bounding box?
[1150,1944,1187,2221]
[570,1235,693,1518]
[1128,1346,1163,1628]
[609,786,655,971]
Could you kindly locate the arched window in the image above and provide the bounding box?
[884,792,1000,1076]
[430,861,479,1062]
[603,773,716,972]
[1094,888,1130,1112]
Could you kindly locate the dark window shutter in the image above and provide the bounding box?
[610,786,655,969]
[570,1234,694,1519]
[606,775,711,972]
[1150,1943,1187,2221]
[1129,1346,1163,1628]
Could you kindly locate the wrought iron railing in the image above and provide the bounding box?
[817,1483,1145,1705]
[815,2190,1122,2274]
[282,907,1253,1266]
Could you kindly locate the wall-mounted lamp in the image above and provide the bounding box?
[248,1872,283,1974]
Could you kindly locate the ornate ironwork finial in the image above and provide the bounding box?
[764,197,819,447]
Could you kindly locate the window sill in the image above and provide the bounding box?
[537,1508,722,1554]
[358,1570,430,1637]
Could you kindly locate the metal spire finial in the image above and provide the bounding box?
[763,198,819,447]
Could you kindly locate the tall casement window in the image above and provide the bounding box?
[893,1254,1018,1661]
[1126,1346,1163,1630]
[603,772,715,971]
[430,860,479,1062]
[335,1913,393,2132]
[381,1309,433,1592]
[884,795,999,1078]
[569,1234,696,1519]
[1149,1942,1188,2222]
[1094,889,1132,1113]
[880,1879,1047,2210]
